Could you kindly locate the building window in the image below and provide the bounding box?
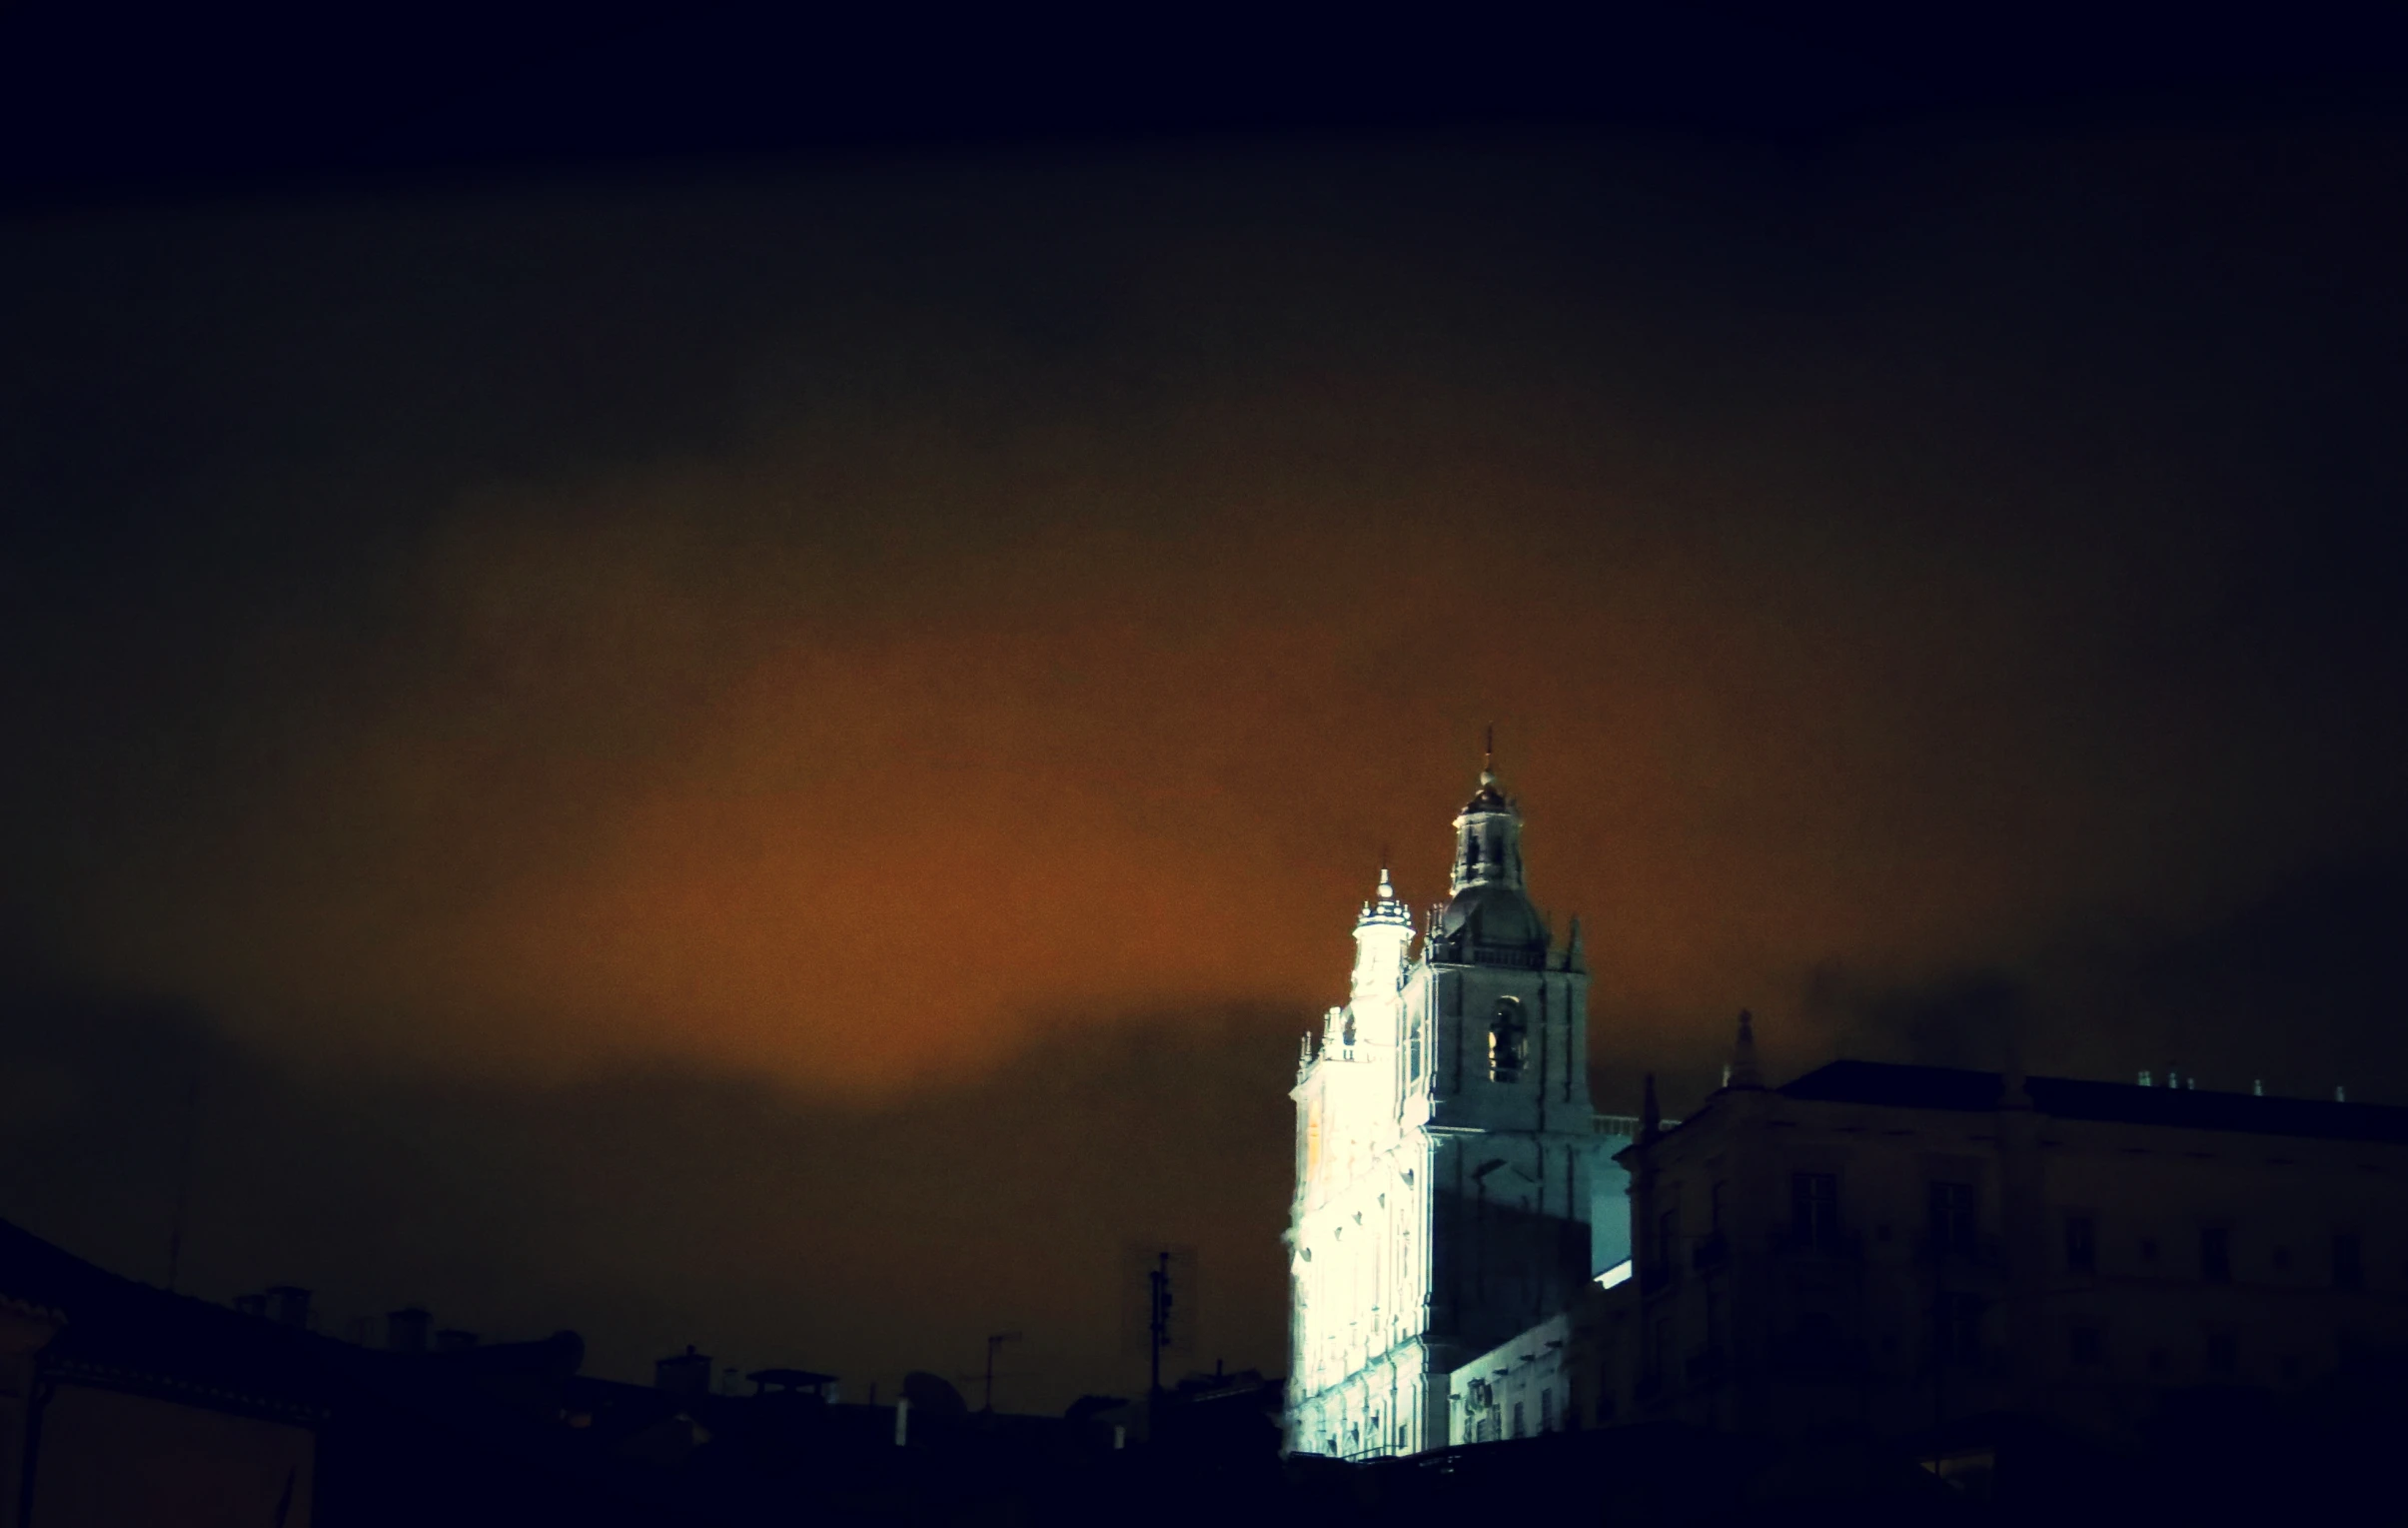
[2334,1231,2364,1290]
[1792,1172,1839,1246]
[1540,1388,1555,1432]
[1942,1292,1982,1365]
[2206,1331,2237,1376]
[2069,1325,2103,1367]
[1510,1401,1526,1439]
[1928,1181,1977,1257]
[1488,998,1527,1082]
[2200,1227,2231,1284]
[2064,1215,2096,1274]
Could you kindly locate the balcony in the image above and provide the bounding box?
[1426,940,1548,970]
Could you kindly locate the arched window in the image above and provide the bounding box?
[1488,998,1528,1082]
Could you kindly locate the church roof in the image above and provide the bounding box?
[1432,882,1548,952]
[1778,1059,2408,1144]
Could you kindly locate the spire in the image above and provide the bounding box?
[1451,733,1522,894]
[1639,1072,1662,1143]
[1357,860,1410,931]
[1727,1009,1763,1090]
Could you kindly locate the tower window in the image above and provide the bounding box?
[1488,998,1527,1082]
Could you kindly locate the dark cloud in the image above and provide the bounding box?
[1802,855,2408,1101]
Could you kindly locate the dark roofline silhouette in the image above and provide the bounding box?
[1775,1058,2408,1143]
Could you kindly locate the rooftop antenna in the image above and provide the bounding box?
[980,1331,1022,1412]
[1483,723,1495,782]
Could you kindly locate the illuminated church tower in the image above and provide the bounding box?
[1285,757,1602,1458]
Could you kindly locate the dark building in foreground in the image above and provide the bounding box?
[0,1217,1272,1527]
[1588,1021,2408,1473]
[0,1218,719,1526]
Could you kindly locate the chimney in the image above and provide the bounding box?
[265,1286,312,1329]
[655,1346,711,1403]
[434,1329,480,1353]
[1727,1011,1763,1091]
[387,1307,432,1354]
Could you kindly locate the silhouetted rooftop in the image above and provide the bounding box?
[1777,1059,2408,1144]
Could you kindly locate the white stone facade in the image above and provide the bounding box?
[1285,769,1611,1459]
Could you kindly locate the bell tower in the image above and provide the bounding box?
[1286,751,1603,1459]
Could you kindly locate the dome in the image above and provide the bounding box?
[1459,774,1511,815]
[1433,881,1548,952]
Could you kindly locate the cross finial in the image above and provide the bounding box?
[1481,723,1495,785]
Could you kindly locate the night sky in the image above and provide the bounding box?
[4,8,2407,1413]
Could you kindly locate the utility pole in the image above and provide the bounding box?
[981,1331,1021,1413]
[1147,1250,1173,1402]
